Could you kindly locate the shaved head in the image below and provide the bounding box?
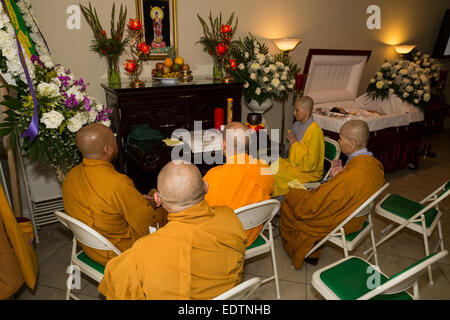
[340,120,370,149]
[295,96,314,113]
[223,122,249,156]
[157,160,205,212]
[76,123,117,161]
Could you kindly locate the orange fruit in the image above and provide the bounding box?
[174,56,184,65]
[164,57,173,67]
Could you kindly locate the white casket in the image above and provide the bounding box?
[303,49,423,133]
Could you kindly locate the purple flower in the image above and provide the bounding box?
[31,54,45,67]
[83,96,91,111]
[63,93,79,109]
[58,75,71,89]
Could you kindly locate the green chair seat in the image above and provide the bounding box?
[247,234,266,250]
[76,251,105,274]
[319,257,412,300]
[380,194,438,228]
[345,220,369,242]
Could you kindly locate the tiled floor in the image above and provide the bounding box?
[14,125,450,300]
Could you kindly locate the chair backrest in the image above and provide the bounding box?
[305,183,390,258]
[213,277,262,300]
[235,199,281,232]
[358,250,448,300]
[54,211,121,255]
[323,137,341,180]
[324,136,340,162]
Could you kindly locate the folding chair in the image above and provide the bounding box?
[364,180,449,285]
[312,250,448,300]
[54,210,122,300]
[304,183,390,266]
[213,277,262,300]
[235,199,281,299]
[303,136,340,189]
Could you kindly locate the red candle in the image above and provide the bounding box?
[214,107,224,130]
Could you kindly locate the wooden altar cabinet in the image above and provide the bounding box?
[102,79,243,193]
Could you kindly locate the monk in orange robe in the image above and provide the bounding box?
[98,161,246,300]
[280,120,385,268]
[204,122,274,247]
[63,124,167,265]
[0,184,38,299]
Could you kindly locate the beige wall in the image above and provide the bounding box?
[31,0,450,135]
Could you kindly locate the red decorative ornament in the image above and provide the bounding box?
[124,60,137,73]
[228,58,237,70]
[138,42,150,55]
[221,24,232,34]
[216,42,228,56]
[128,18,142,31]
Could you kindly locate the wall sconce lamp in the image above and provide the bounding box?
[272,38,302,56]
[393,44,416,55]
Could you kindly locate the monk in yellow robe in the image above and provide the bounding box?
[204,122,274,247]
[98,161,247,300]
[0,184,38,299]
[63,124,167,265]
[272,96,325,197]
[280,120,385,268]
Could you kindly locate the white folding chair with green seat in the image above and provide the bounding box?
[312,250,448,300]
[213,277,262,300]
[364,180,449,285]
[235,199,281,299]
[54,210,122,300]
[304,183,390,266]
[303,136,340,189]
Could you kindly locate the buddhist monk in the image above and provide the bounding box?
[272,96,325,197]
[62,124,167,265]
[204,122,274,247]
[280,120,385,268]
[98,161,247,300]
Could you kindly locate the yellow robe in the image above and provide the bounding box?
[272,121,324,197]
[98,200,246,300]
[0,184,38,298]
[204,154,274,247]
[62,158,167,265]
[280,155,385,269]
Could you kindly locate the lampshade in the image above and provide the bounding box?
[272,38,302,52]
[393,44,416,54]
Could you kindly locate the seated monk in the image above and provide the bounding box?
[272,96,325,197]
[62,124,167,265]
[204,122,274,247]
[280,120,385,269]
[98,161,247,300]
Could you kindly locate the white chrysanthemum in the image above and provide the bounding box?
[266,86,272,92]
[279,85,285,91]
[37,82,60,98]
[101,120,111,127]
[376,72,383,79]
[376,81,384,89]
[250,63,261,71]
[95,104,104,112]
[403,78,410,84]
[417,90,424,96]
[399,69,408,75]
[255,87,261,95]
[406,85,413,92]
[280,74,287,81]
[250,73,257,80]
[423,93,431,102]
[275,61,284,69]
[238,63,245,70]
[40,110,64,129]
[287,83,293,89]
[244,52,249,58]
[264,67,270,74]
[273,73,279,79]
[262,76,269,82]
[271,78,280,88]
[67,112,88,133]
[269,64,277,72]
[256,53,265,64]
[403,92,409,98]
[243,82,249,88]
[88,110,98,123]
[413,80,420,86]
[414,99,419,104]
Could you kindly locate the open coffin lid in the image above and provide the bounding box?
[302,49,414,133]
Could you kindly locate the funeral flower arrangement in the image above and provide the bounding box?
[366,48,443,111]
[228,33,300,105]
[0,0,112,179]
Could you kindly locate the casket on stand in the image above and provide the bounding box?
[301,49,426,172]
